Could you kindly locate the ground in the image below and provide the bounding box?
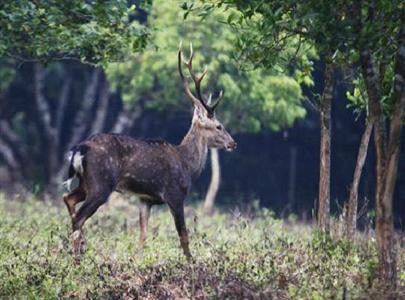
[0,193,403,299]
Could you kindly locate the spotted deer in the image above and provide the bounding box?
[62,44,236,261]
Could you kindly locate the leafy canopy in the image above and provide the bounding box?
[0,0,150,65]
[107,0,309,132]
[186,0,403,116]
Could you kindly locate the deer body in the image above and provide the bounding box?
[63,44,236,261]
[72,135,192,200]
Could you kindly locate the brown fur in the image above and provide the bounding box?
[64,109,235,261]
[64,47,236,262]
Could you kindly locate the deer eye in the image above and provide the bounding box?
[216,125,222,131]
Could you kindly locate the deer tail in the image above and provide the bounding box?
[63,145,87,191]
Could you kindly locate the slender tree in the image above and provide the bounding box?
[203,148,220,214]
[345,121,373,239]
[348,1,403,284]
[318,61,334,232]
[195,0,403,285]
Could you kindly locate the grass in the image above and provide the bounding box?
[0,193,403,299]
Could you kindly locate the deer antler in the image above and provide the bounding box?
[178,42,224,116]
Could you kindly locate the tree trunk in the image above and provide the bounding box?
[352,0,401,284]
[287,146,297,213]
[358,21,404,285]
[68,68,101,148]
[203,148,221,215]
[345,121,373,239]
[0,137,21,178]
[318,62,333,232]
[111,102,142,134]
[376,24,404,285]
[55,77,72,140]
[90,79,110,135]
[33,63,59,188]
[360,49,387,202]
[0,120,29,175]
[360,54,389,282]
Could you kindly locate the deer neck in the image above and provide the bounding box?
[178,122,208,179]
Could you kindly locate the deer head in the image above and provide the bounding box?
[178,43,237,152]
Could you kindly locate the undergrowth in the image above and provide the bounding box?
[0,194,403,299]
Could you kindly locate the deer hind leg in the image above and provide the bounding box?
[71,188,111,262]
[63,186,86,220]
[139,200,152,249]
[169,202,192,260]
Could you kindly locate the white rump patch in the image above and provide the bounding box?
[72,152,84,175]
[62,150,83,192]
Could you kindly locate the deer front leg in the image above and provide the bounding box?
[139,201,151,249]
[169,202,192,260]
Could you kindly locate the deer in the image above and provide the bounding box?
[62,43,236,262]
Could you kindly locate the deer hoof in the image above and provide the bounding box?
[72,230,86,260]
[184,252,194,263]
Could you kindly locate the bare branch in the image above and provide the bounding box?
[55,76,72,135]
[0,119,29,164]
[0,120,24,149]
[90,79,111,135]
[0,136,20,171]
[68,68,101,147]
[34,63,56,139]
[111,102,142,134]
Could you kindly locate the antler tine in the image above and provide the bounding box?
[178,45,185,81]
[183,43,208,105]
[210,90,224,111]
[193,66,208,101]
[207,93,213,105]
[178,42,213,113]
[189,42,193,68]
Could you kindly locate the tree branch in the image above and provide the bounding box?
[0,120,25,152]
[55,76,72,136]
[0,139,18,169]
[345,121,373,239]
[68,68,101,147]
[34,63,56,139]
[90,78,110,135]
[0,136,21,175]
[0,119,29,172]
[111,102,142,134]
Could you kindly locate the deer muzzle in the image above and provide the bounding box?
[225,141,237,152]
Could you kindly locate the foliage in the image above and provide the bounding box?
[186,0,403,115]
[0,0,150,66]
[0,58,16,92]
[346,77,368,118]
[0,195,403,299]
[183,1,321,69]
[106,0,308,133]
[186,0,402,64]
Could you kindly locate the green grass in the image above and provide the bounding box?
[0,193,403,299]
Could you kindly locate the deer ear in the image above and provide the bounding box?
[194,105,208,124]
